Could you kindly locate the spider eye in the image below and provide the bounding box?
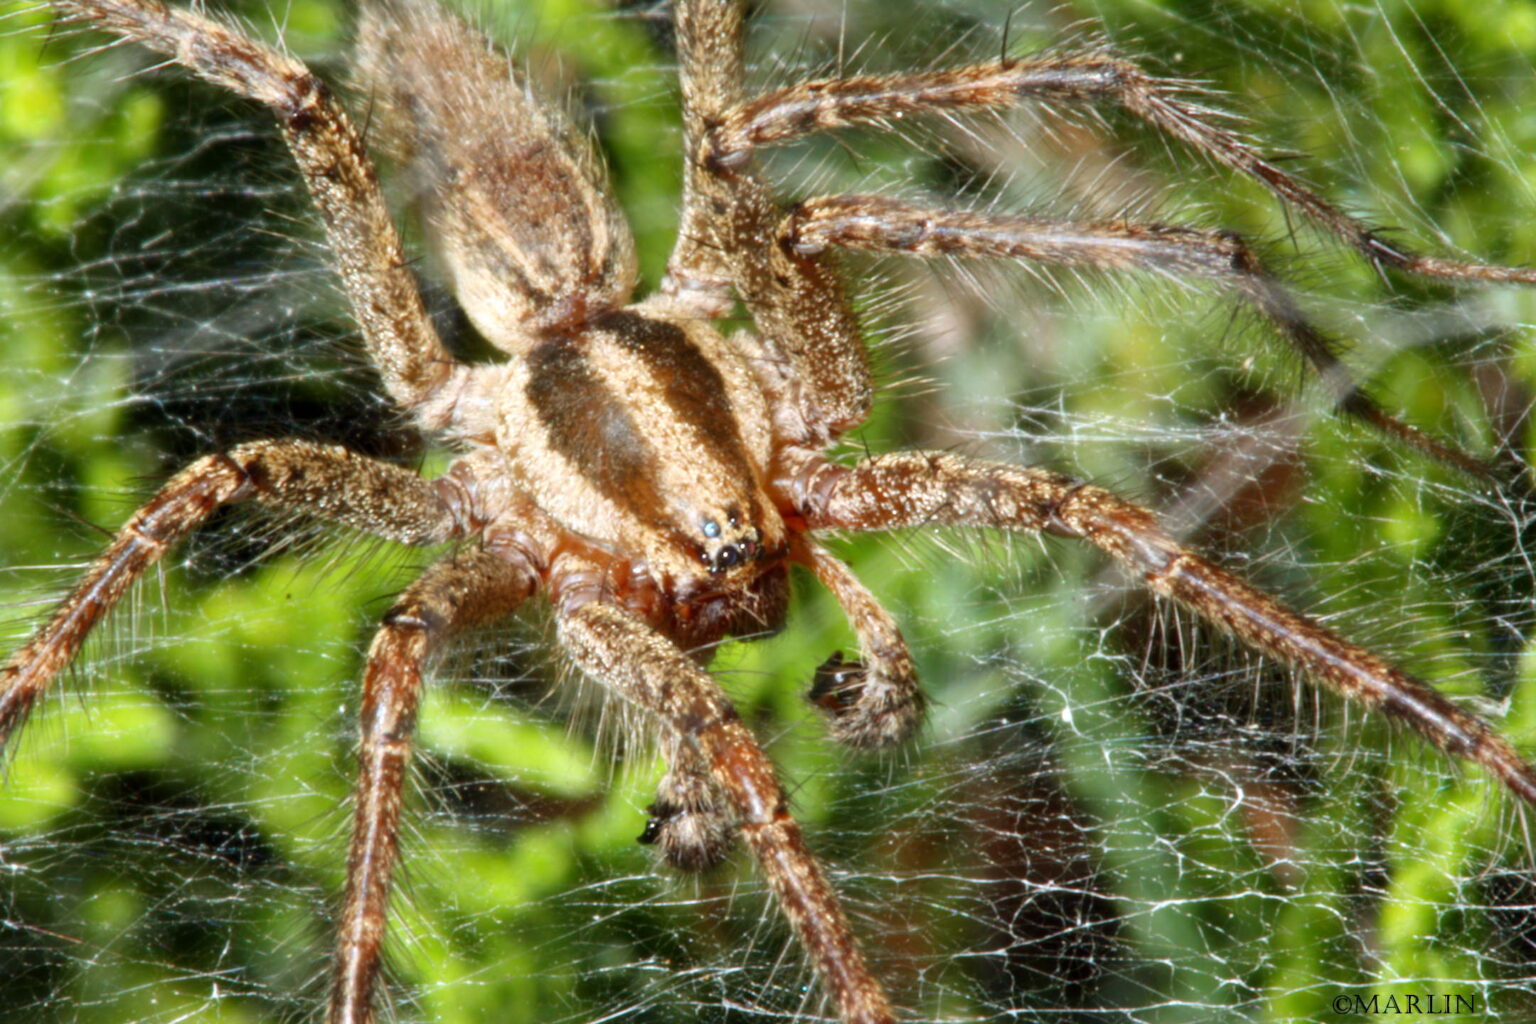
[702,519,721,538]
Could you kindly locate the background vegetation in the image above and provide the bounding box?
[4,0,1536,1021]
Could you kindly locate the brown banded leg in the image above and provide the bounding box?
[712,53,1536,287]
[49,0,460,417]
[782,193,1493,478]
[664,0,871,444]
[664,0,746,311]
[786,450,1536,808]
[558,599,893,1024]
[794,538,923,748]
[331,547,538,1024]
[0,440,461,751]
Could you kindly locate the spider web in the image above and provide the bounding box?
[3,0,1536,1022]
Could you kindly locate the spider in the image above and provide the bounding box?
[6,0,1536,1021]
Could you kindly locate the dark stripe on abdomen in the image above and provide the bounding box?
[594,311,758,491]
[526,340,663,520]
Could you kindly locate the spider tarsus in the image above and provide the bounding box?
[1338,390,1502,483]
[808,651,924,750]
[641,743,740,872]
[638,797,736,872]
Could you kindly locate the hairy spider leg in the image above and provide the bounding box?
[666,0,873,445]
[558,597,896,1024]
[48,0,465,423]
[0,441,462,750]
[782,194,1494,477]
[714,54,1536,287]
[332,548,537,1024]
[711,53,1536,477]
[785,450,1536,808]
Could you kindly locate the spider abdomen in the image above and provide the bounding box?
[355,0,638,345]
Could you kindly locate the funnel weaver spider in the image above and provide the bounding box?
[6,0,1536,1021]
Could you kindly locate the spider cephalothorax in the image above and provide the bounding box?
[6,1,1536,1023]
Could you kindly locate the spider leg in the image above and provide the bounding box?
[664,0,871,445]
[331,546,537,1024]
[666,0,747,313]
[794,538,923,748]
[783,193,1492,477]
[47,0,462,420]
[713,53,1536,287]
[639,735,737,872]
[785,450,1536,808]
[0,440,461,752]
[558,598,894,1024]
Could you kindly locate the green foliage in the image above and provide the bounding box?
[3,1,1536,1022]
